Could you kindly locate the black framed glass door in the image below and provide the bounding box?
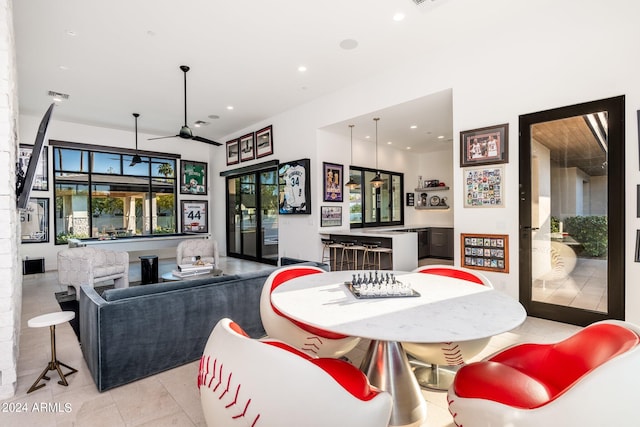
[519,96,625,326]
[226,166,278,265]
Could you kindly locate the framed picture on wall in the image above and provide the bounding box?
[461,233,509,273]
[240,132,255,162]
[321,206,342,227]
[278,158,311,214]
[180,160,207,195]
[323,162,343,202]
[20,197,49,243]
[18,144,48,191]
[460,123,509,167]
[181,200,208,233]
[226,139,239,166]
[463,165,505,208]
[255,125,273,158]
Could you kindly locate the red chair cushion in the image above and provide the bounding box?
[270,268,348,340]
[453,323,639,409]
[419,268,485,285]
[311,358,380,401]
[262,341,379,401]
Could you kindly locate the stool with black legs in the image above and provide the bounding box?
[340,240,367,270]
[321,238,343,271]
[362,241,382,270]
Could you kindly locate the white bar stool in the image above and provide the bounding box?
[27,311,78,393]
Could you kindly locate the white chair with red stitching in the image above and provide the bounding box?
[199,318,392,427]
[447,320,640,427]
[260,265,360,358]
[401,265,493,389]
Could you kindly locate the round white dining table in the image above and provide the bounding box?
[271,270,527,427]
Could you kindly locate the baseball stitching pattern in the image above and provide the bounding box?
[302,336,323,354]
[441,342,464,366]
[447,395,463,427]
[199,355,261,427]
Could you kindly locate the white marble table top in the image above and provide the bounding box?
[28,311,75,328]
[271,270,526,343]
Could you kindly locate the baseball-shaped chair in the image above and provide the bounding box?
[402,265,493,390]
[447,320,640,427]
[260,265,360,358]
[199,318,392,427]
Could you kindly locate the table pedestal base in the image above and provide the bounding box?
[27,325,78,393]
[409,359,459,391]
[360,340,427,427]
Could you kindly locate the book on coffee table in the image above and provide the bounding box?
[171,268,212,278]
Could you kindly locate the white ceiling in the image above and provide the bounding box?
[13,0,454,152]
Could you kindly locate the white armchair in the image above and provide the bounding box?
[57,247,129,300]
[176,239,219,269]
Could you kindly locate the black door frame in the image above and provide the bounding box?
[222,160,279,266]
[518,95,625,326]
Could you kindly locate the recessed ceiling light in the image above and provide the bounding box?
[438,135,444,139]
[298,66,307,72]
[194,120,209,127]
[365,135,371,139]
[393,13,405,22]
[146,30,156,37]
[207,115,220,120]
[406,147,412,150]
[58,65,70,71]
[226,106,234,110]
[65,30,77,36]
[387,141,393,145]
[339,39,359,50]
[410,125,417,129]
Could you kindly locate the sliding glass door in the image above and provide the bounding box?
[226,167,278,264]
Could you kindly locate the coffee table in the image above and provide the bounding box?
[271,270,526,427]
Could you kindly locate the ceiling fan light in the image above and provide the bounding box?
[130,154,142,166]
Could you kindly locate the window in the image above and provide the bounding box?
[53,145,177,244]
[349,166,404,228]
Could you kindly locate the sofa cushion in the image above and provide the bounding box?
[94,265,126,278]
[102,274,241,301]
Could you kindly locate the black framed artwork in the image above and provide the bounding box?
[278,158,311,214]
[240,132,255,162]
[180,160,207,195]
[320,206,342,227]
[181,200,208,233]
[255,125,273,158]
[226,139,239,166]
[18,144,48,191]
[460,123,509,167]
[20,197,49,243]
[323,162,343,202]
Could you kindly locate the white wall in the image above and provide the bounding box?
[213,0,640,319]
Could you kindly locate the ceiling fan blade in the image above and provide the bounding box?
[192,135,222,146]
[148,135,180,141]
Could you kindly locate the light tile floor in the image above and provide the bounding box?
[2,257,582,427]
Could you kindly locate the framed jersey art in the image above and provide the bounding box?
[278,158,311,214]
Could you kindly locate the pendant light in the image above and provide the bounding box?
[370,117,384,188]
[345,124,359,189]
[130,113,142,166]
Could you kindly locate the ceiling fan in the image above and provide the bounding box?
[148,65,222,146]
